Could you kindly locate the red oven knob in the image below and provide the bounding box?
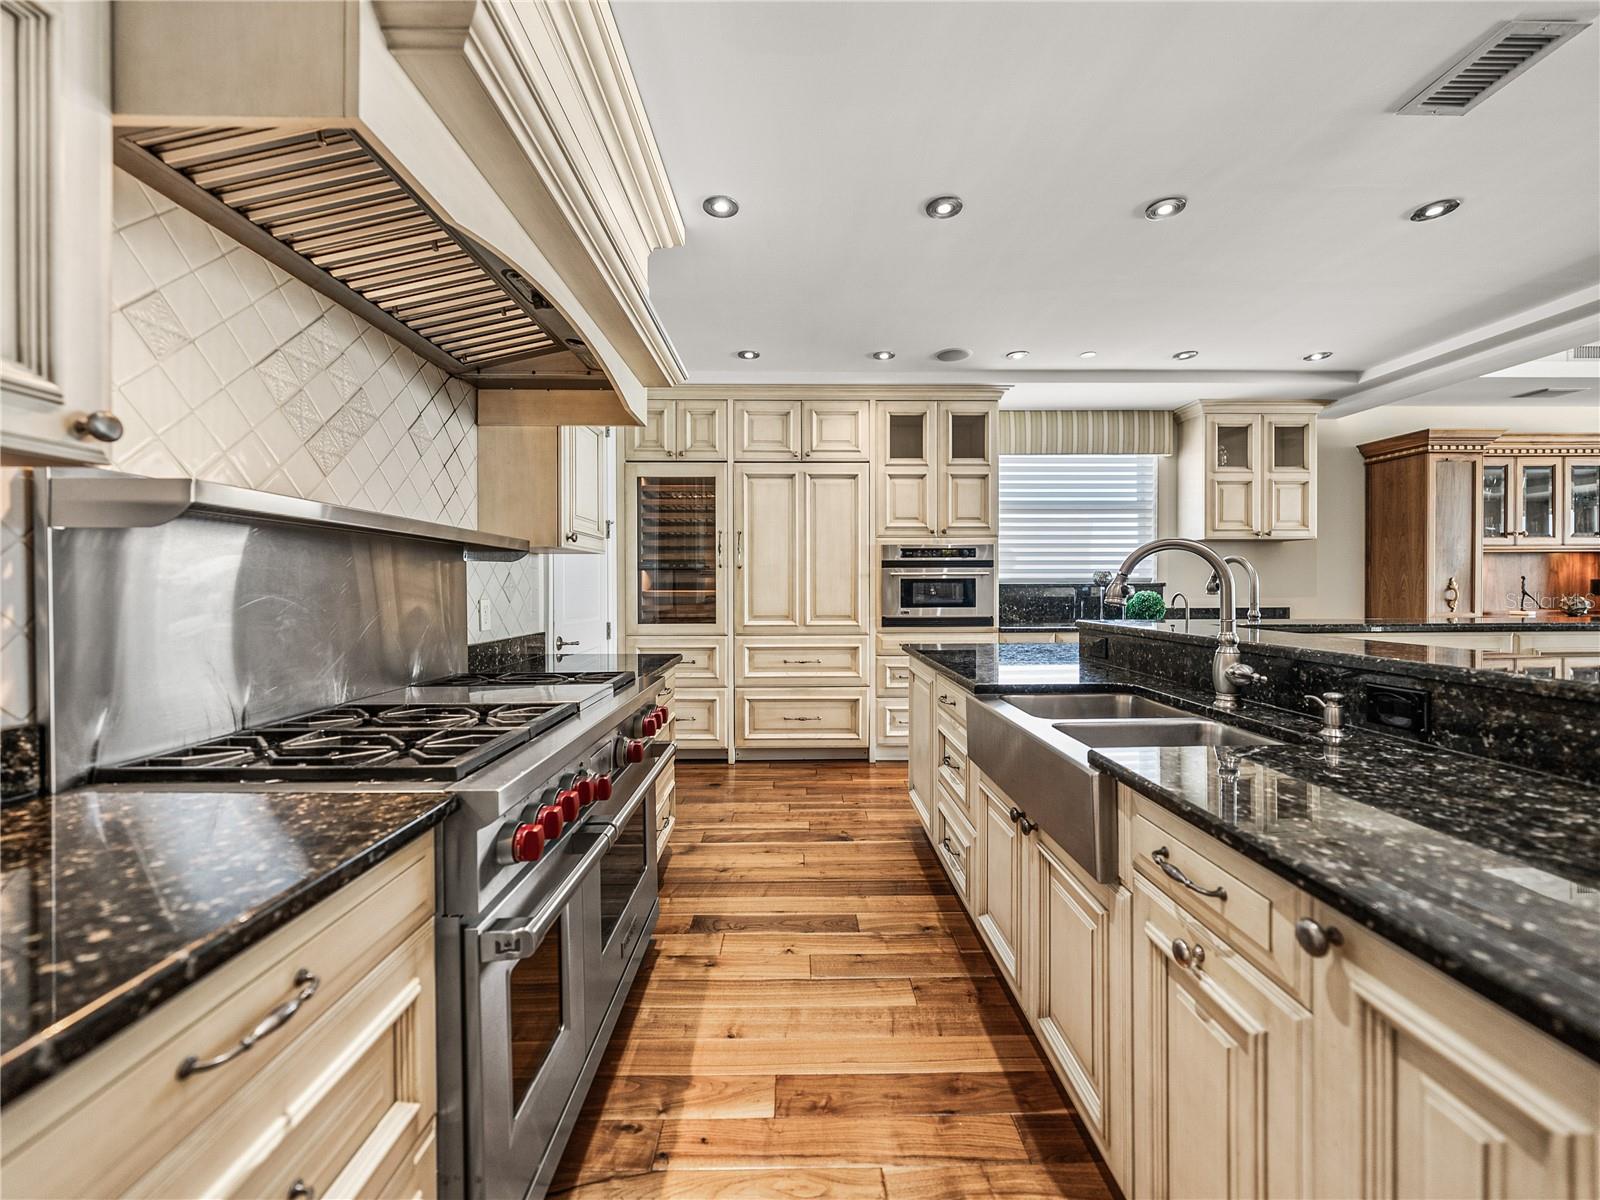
[509,822,545,863]
[653,705,670,727]
[593,772,613,801]
[624,739,645,764]
[574,775,597,806]
[535,804,563,839]
[640,713,659,737]
[556,788,581,822]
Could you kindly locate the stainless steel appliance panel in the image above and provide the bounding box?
[880,542,996,628]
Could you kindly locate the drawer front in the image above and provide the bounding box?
[375,1126,436,1200]
[935,717,968,814]
[672,688,728,749]
[934,793,975,904]
[736,637,870,685]
[1,844,434,1200]
[932,681,968,726]
[878,655,911,695]
[1131,803,1311,1001]
[877,698,910,744]
[735,688,869,747]
[628,636,728,686]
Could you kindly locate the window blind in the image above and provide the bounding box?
[999,454,1158,581]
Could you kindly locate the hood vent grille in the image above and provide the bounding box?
[1397,20,1590,116]
[117,126,561,372]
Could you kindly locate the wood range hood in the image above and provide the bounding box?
[112,0,641,425]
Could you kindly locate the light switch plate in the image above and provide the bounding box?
[477,597,493,631]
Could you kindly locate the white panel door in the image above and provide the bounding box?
[550,428,614,655]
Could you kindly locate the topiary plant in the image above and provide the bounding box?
[1123,590,1166,620]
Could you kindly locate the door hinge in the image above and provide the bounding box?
[604,427,612,438]
[605,620,613,640]
[605,518,614,539]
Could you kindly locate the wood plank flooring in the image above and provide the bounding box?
[550,761,1118,1200]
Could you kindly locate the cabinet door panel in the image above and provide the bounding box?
[1210,476,1258,537]
[1264,476,1312,539]
[940,465,996,537]
[975,776,1022,986]
[735,465,803,632]
[1514,457,1562,547]
[1034,842,1110,1131]
[733,401,800,460]
[878,401,932,465]
[907,666,935,834]
[802,463,869,630]
[878,466,936,538]
[672,688,727,749]
[1566,457,1600,544]
[677,400,727,460]
[803,402,869,460]
[562,426,607,551]
[734,688,867,747]
[627,399,673,460]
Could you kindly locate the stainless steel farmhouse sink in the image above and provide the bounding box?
[966,691,1279,884]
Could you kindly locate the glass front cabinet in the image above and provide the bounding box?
[1483,454,1595,549]
[1182,402,1319,540]
[624,463,730,633]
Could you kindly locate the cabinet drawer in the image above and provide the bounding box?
[935,718,968,814]
[628,636,728,686]
[735,688,869,747]
[2,843,434,1199]
[1130,800,1311,1002]
[878,655,911,694]
[934,793,975,904]
[876,698,909,744]
[374,1126,436,1200]
[932,680,967,726]
[735,637,870,685]
[672,688,728,749]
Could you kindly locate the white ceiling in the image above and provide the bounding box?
[613,0,1600,412]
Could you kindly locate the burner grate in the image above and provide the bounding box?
[430,670,633,689]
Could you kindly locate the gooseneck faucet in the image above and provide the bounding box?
[1205,554,1262,624]
[1104,538,1263,711]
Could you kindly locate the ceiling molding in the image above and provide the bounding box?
[375,0,687,390]
[1318,289,1600,417]
[648,383,1010,403]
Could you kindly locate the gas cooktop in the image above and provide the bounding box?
[94,701,578,784]
[427,669,635,689]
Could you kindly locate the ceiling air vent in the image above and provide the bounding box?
[1511,388,1583,399]
[1568,344,1600,361]
[1397,20,1591,115]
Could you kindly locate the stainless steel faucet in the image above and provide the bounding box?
[1104,538,1263,711]
[1167,592,1191,630]
[1205,554,1262,624]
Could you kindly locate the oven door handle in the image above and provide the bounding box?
[478,834,610,963]
[885,567,995,577]
[608,744,672,835]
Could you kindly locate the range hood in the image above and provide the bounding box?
[112,0,647,423]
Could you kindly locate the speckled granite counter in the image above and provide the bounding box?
[0,788,456,1104]
[904,640,1600,1062]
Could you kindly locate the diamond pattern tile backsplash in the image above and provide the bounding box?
[0,169,547,727]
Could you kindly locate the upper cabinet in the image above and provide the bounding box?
[478,424,610,552]
[1178,401,1320,541]
[626,397,727,461]
[875,399,998,539]
[732,399,870,461]
[1,0,113,464]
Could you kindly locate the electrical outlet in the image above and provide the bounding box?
[477,597,493,632]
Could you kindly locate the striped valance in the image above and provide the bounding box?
[998,410,1174,456]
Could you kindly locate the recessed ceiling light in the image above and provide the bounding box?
[1004,350,1029,361]
[870,350,896,361]
[1144,196,1187,220]
[1409,198,1460,222]
[1303,351,1334,362]
[1172,350,1199,360]
[735,349,760,360]
[703,195,740,218]
[1079,350,1097,359]
[925,195,963,219]
[934,348,971,362]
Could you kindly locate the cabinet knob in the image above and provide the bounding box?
[1170,938,1205,969]
[565,531,579,543]
[1294,917,1343,957]
[72,411,124,443]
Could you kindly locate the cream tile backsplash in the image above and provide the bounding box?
[0,169,547,726]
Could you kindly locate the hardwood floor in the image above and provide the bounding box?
[550,761,1119,1199]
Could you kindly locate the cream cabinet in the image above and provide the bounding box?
[874,399,998,538]
[732,399,870,461]
[906,659,936,834]
[1,0,114,465]
[1178,401,1320,541]
[734,687,868,748]
[1313,905,1600,1200]
[479,423,609,552]
[669,687,728,752]
[1,841,437,1199]
[625,396,727,461]
[735,637,869,685]
[974,774,1024,987]
[734,462,869,635]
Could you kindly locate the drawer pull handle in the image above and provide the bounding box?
[783,715,822,721]
[942,754,956,768]
[288,1181,315,1200]
[938,694,958,707]
[782,658,822,664]
[177,968,319,1079]
[1294,917,1343,958]
[941,835,964,864]
[1151,847,1227,900]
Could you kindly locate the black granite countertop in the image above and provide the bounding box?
[0,788,457,1104]
[904,640,1600,1062]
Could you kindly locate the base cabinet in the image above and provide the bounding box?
[974,775,1023,986]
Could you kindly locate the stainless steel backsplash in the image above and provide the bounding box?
[41,513,464,789]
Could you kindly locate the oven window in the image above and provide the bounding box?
[900,578,976,610]
[507,919,565,1108]
[600,804,648,947]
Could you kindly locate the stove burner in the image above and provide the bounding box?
[269,731,407,768]
[487,703,561,727]
[290,708,371,729]
[369,705,482,729]
[135,735,270,770]
[430,670,633,689]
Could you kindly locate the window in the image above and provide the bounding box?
[999,455,1157,581]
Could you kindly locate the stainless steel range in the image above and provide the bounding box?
[32,468,673,1200]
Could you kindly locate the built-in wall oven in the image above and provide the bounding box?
[880,542,997,627]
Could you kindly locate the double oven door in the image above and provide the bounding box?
[462,752,665,1200]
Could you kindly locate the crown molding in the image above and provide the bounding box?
[375,0,687,392]
[646,383,1011,403]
